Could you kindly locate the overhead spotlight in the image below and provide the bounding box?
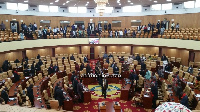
[128,0,131,2]
[166,0,171,1]
[119,4,121,5]
[50,2,53,4]
[130,3,133,4]
[154,1,157,3]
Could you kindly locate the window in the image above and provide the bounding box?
[18,3,28,11]
[105,7,113,13]
[78,7,87,13]
[7,3,18,10]
[49,6,58,12]
[184,1,195,8]
[162,3,172,10]
[122,5,142,12]
[39,5,49,12]
[195,0,200,8]
[69,7,77,13]
[151,4,161,10]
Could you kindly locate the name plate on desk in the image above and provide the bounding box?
[144,95,150,97]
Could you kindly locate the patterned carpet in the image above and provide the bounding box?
[88,84,121,99]
[73,97,153,112]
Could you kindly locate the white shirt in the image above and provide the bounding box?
[119,31,123,35]
[56,28,59,32]
[53,28,57,33]
[171,23,175,27]
[148,26,151,30]
[110,31,112,36]
[34,24,37,28]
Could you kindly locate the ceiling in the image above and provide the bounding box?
[0,0,193,7]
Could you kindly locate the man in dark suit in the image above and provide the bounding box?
[38,59,43,66]
[151,82,158,109]
[70,54,75,61]
[35,63,41,72]
[86,64,91,75]
[13,71,20,82]
[27,84,34,106]
[48,64,54,75]
[23,68,29,77]
[24,61,29,69]
[101,78,108,99]
[180,92,189,108]
[84,55,88,63]
[71,71,76,85]
[37,54,40,59]
[87,27,91,38]
[187,65,193,74]
[135,54,141,63]
[108,23,111,30]
[141,61,146,70]
[113,63,119,74]
[53,64,58,72]
[54,87,65,111]
[165,63,171,72]
[104,24,107,31]
[1,88,9,104]
[80,63,85,71]
[77,80,84,103]
[73,77,78,94]
[54,83,59,99]
[108,54,113,58]
[161,54,167,61]
[42,28,47,39]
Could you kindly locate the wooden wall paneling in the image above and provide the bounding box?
[1,13,200,30]
[0,51,22,66]
[194,52,200,62]
[26,48,52,58]
[81,46,90,59]
[94,46,105,59]
[133,46,159,55]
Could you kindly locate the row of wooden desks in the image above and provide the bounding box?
[9,77,31,97]
[54,78,73,111]
[98,102,122,112]
[33,77,49,109]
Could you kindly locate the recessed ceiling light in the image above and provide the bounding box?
[87,2,89,3]
[63,3,65,5]
[119,4,121,5]
[130,3,133,4]
[154,1,157,3]
[128,0,131,2]
[55,0,59,2]
[66,1,70,3]
[166,0,171,1]
[24,1,28,2]
[50,2,53,4]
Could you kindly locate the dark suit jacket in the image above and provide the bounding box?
[135,56,141,62]
[48,67,54,75]
[1,90,8,103]
[113,66,119,74]
[151,85,158,99]
[161,56,167,61]
[84,57,88,63]
[80,64,84,71]
[27,87,34,101]
[14,72,20,82]
[181,95,189,108]
[86,65,91,74]
[54,89,65,106]
[70,56,75,61]
[141,63,146,70]
[77,83,83,94]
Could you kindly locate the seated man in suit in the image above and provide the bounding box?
[84,55,88,63]
[27,84,34,106]
[70,54,75,61]
[110,62,115,68]
[80,63,85,71]
[187,65,193,74]
[122,61,129,71]
[1,88,9,104]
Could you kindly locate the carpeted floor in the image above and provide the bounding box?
[73,97,153,112]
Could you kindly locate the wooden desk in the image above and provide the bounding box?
[33,77,49,109]
[9,77,30,97]
[82,75,96,85]
[121,71,129,79]
[13,66,23,72]
[106,75,120,83]
[54,78,73,111]
[143,80,152,109]
[171,61,180,68]
[83,90,91,103]
[120,84,131,101]
[98,102,121,112]
[56,71,67,79]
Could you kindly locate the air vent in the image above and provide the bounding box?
[174,2,182,5]
[143,5,150,7]
[87,8,94,9]
[29,5,37,7]
[60,6,67,8]
[115,7,121,9]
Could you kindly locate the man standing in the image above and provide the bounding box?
[1,88,9,104]
[54,87,65,111]
[77,80,84,102]
[101,78,108,99]
[84,55,88,63]
[27,84,34,106]
[108,23,111,31]
[156,21,160,33]
[70,54,75,61]
[104,24,107,31]
[113,63,119,74]
[86,63,91,75]
[42,28,47,39]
